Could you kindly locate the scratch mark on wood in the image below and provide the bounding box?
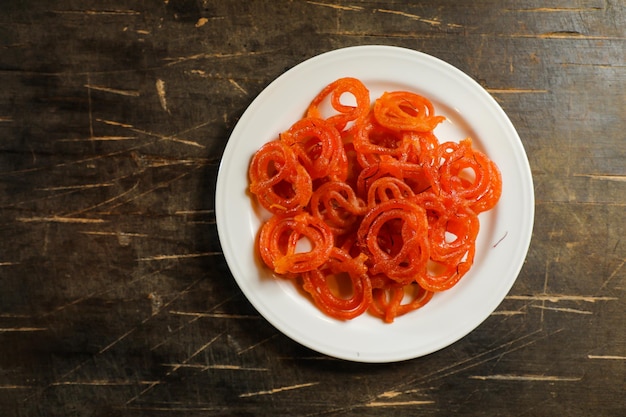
[237,334,278,355]
[0,116,12,122]
[208,365,267,371]
[469,374,582,382]
[573,173,626,182]
[125,406,220,412]
[208,294,239,312]
[411,329,558,385]
[174,209,214,215]
[164,50,276,66]
[125,382,160,405]
[375,8,442,26]
[86,74,94,140]
[129,345,209,401]
[0,385,32,389]
[50,380,159,386]
[278,355,338,361]
[138,277,207,349]
[600,260,624,291]
[149,321,198,351]
[37,183,114,191]
[365,400,434,407]
[127,125,205,148]
[155,79,170,114]
[505,7,603,12]
[137,252,222,262]
[491,310,526,316]
[506,294,618,303]
[535,200,626,207]
[587,355,626,360]
[378,391,402,398]
[52,9,141,16]
[0,262,20,266]
[0,327,47,332]
[325,30,442,39]
[169,311,260,320]
[239,382,319,398]
[98,328,137,354]
[68,181,140,216]
[486,88,549,94]
[228,78,248,95]
[188,70,254,82]
[84,84,140,97]
[132,156,209,168]
[168,333,224,374]
[506,32,622,40]
[186,219,216,225]
[306,1,363,11]
[161,363,268,371]
[540,263,549,323]
[148,296,240,351]
[58,136,137,142]
[560,62,626,69]
[16,216,106,224]
[96,115,213,151]
[96,118,134,128]
[79,231,148,238]
[530,305,593,315]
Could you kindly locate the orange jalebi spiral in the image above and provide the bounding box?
[428,138,502,213]
[373,91,445,132]
[258,212,334,275]
[309,180,366,235]
[306,77,370,134]
[249,140,312,214]
[357,199,430,285]
[412,192,480,291]
[353,113,413,166]
[280,117,348,182]
[302,248,373,320]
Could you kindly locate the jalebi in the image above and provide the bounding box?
[248,77,502,322]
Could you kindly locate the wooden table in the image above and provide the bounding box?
[1,1,624,415]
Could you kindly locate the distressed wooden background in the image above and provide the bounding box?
[1,1,624,416]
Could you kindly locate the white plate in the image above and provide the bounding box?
[215,45,534,363]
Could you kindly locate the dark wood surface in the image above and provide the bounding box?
[1,1,624,416]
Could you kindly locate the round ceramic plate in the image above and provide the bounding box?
[215,45,534,363]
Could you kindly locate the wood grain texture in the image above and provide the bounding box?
[1,1,624,416]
